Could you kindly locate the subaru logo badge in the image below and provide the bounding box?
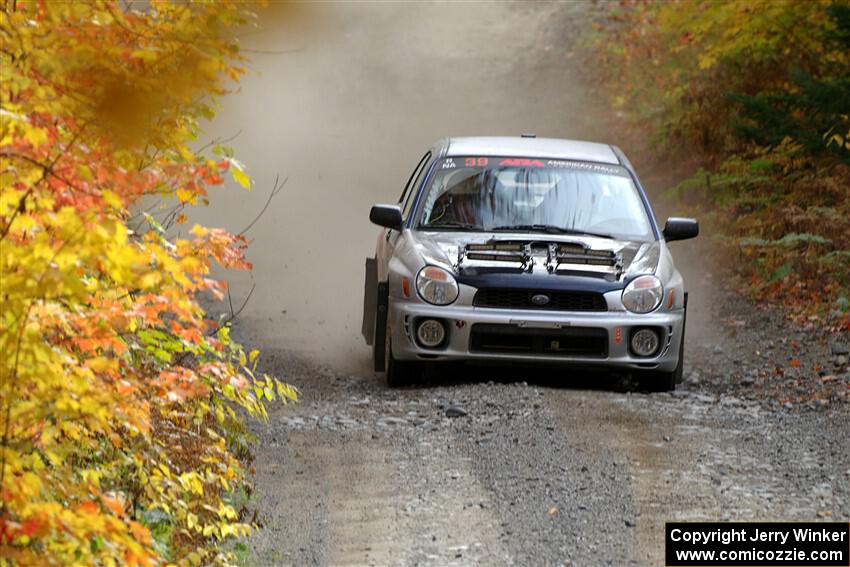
[530,294,550,306]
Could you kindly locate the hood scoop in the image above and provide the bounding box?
[459,241,533,271]
[457,239,623,279]
[546,242,623,275]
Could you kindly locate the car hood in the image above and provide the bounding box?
[410,230,661,290]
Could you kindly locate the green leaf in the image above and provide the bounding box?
[749,158,773,173]
[143,212,165,235]
[767,262,793,284]
[212,144,234,158]
[741,233,831,248]
[90,536,103,553]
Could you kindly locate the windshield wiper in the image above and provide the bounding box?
[490,224,615,239]
[419,221,481,231]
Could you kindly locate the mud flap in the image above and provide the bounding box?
[362,257,377,345]
[373,282,389,372]
[677,292,688,384]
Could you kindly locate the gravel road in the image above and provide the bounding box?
[193,2,850,565]
[243,346,849,567]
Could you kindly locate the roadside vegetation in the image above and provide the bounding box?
[592,0,850,329]
[0,2,295,565]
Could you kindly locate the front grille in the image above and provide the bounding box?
[470,324,608,358]
[473,288,607,311]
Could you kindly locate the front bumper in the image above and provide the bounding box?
[388,296,684,372]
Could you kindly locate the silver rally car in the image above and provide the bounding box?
[362,136,698,390]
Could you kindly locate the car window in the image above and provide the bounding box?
[398,151,430,203]
[401,151,431,219]
[416,157,654,241]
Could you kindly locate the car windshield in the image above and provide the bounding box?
[416,157,654,241]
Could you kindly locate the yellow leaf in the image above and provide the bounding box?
[23,125,47,148]
[190,224,209,237]
[77,165,94,181]
[139,272,162,289]
[158,463,172,479]
[130,49,158,63]
[44,450,63,466]
[176,188,196,204]
[87,357,116,372]
[177,144,195,162]
[231,168,251,189]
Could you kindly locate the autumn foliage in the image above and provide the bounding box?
[592,0,850,324]
[0,2,295,565]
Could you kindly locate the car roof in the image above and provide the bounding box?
[443,136,620,165]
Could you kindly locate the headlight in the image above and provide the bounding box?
[416,266,459,305]
[622,275,663,313]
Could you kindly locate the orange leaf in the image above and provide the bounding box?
[101,496,124,517]
[79,501,98,514]
[128,521,151,545]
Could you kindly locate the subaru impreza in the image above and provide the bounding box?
[362,136,698,390]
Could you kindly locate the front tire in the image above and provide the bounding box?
[639,366,678,392]
[639,322,684,392]
[384,332,420,388]
[373,284,420,386]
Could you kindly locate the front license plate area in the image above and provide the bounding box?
[470,324,608,358]
[509,319,567,329]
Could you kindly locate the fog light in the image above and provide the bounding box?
[630,328,660,357]
[416,319,446,348]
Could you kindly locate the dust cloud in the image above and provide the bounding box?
[185,2,713,373]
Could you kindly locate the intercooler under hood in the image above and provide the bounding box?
[458,240,623,279]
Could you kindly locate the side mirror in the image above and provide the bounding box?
[369,204,403,231]
[663,217,699,242]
